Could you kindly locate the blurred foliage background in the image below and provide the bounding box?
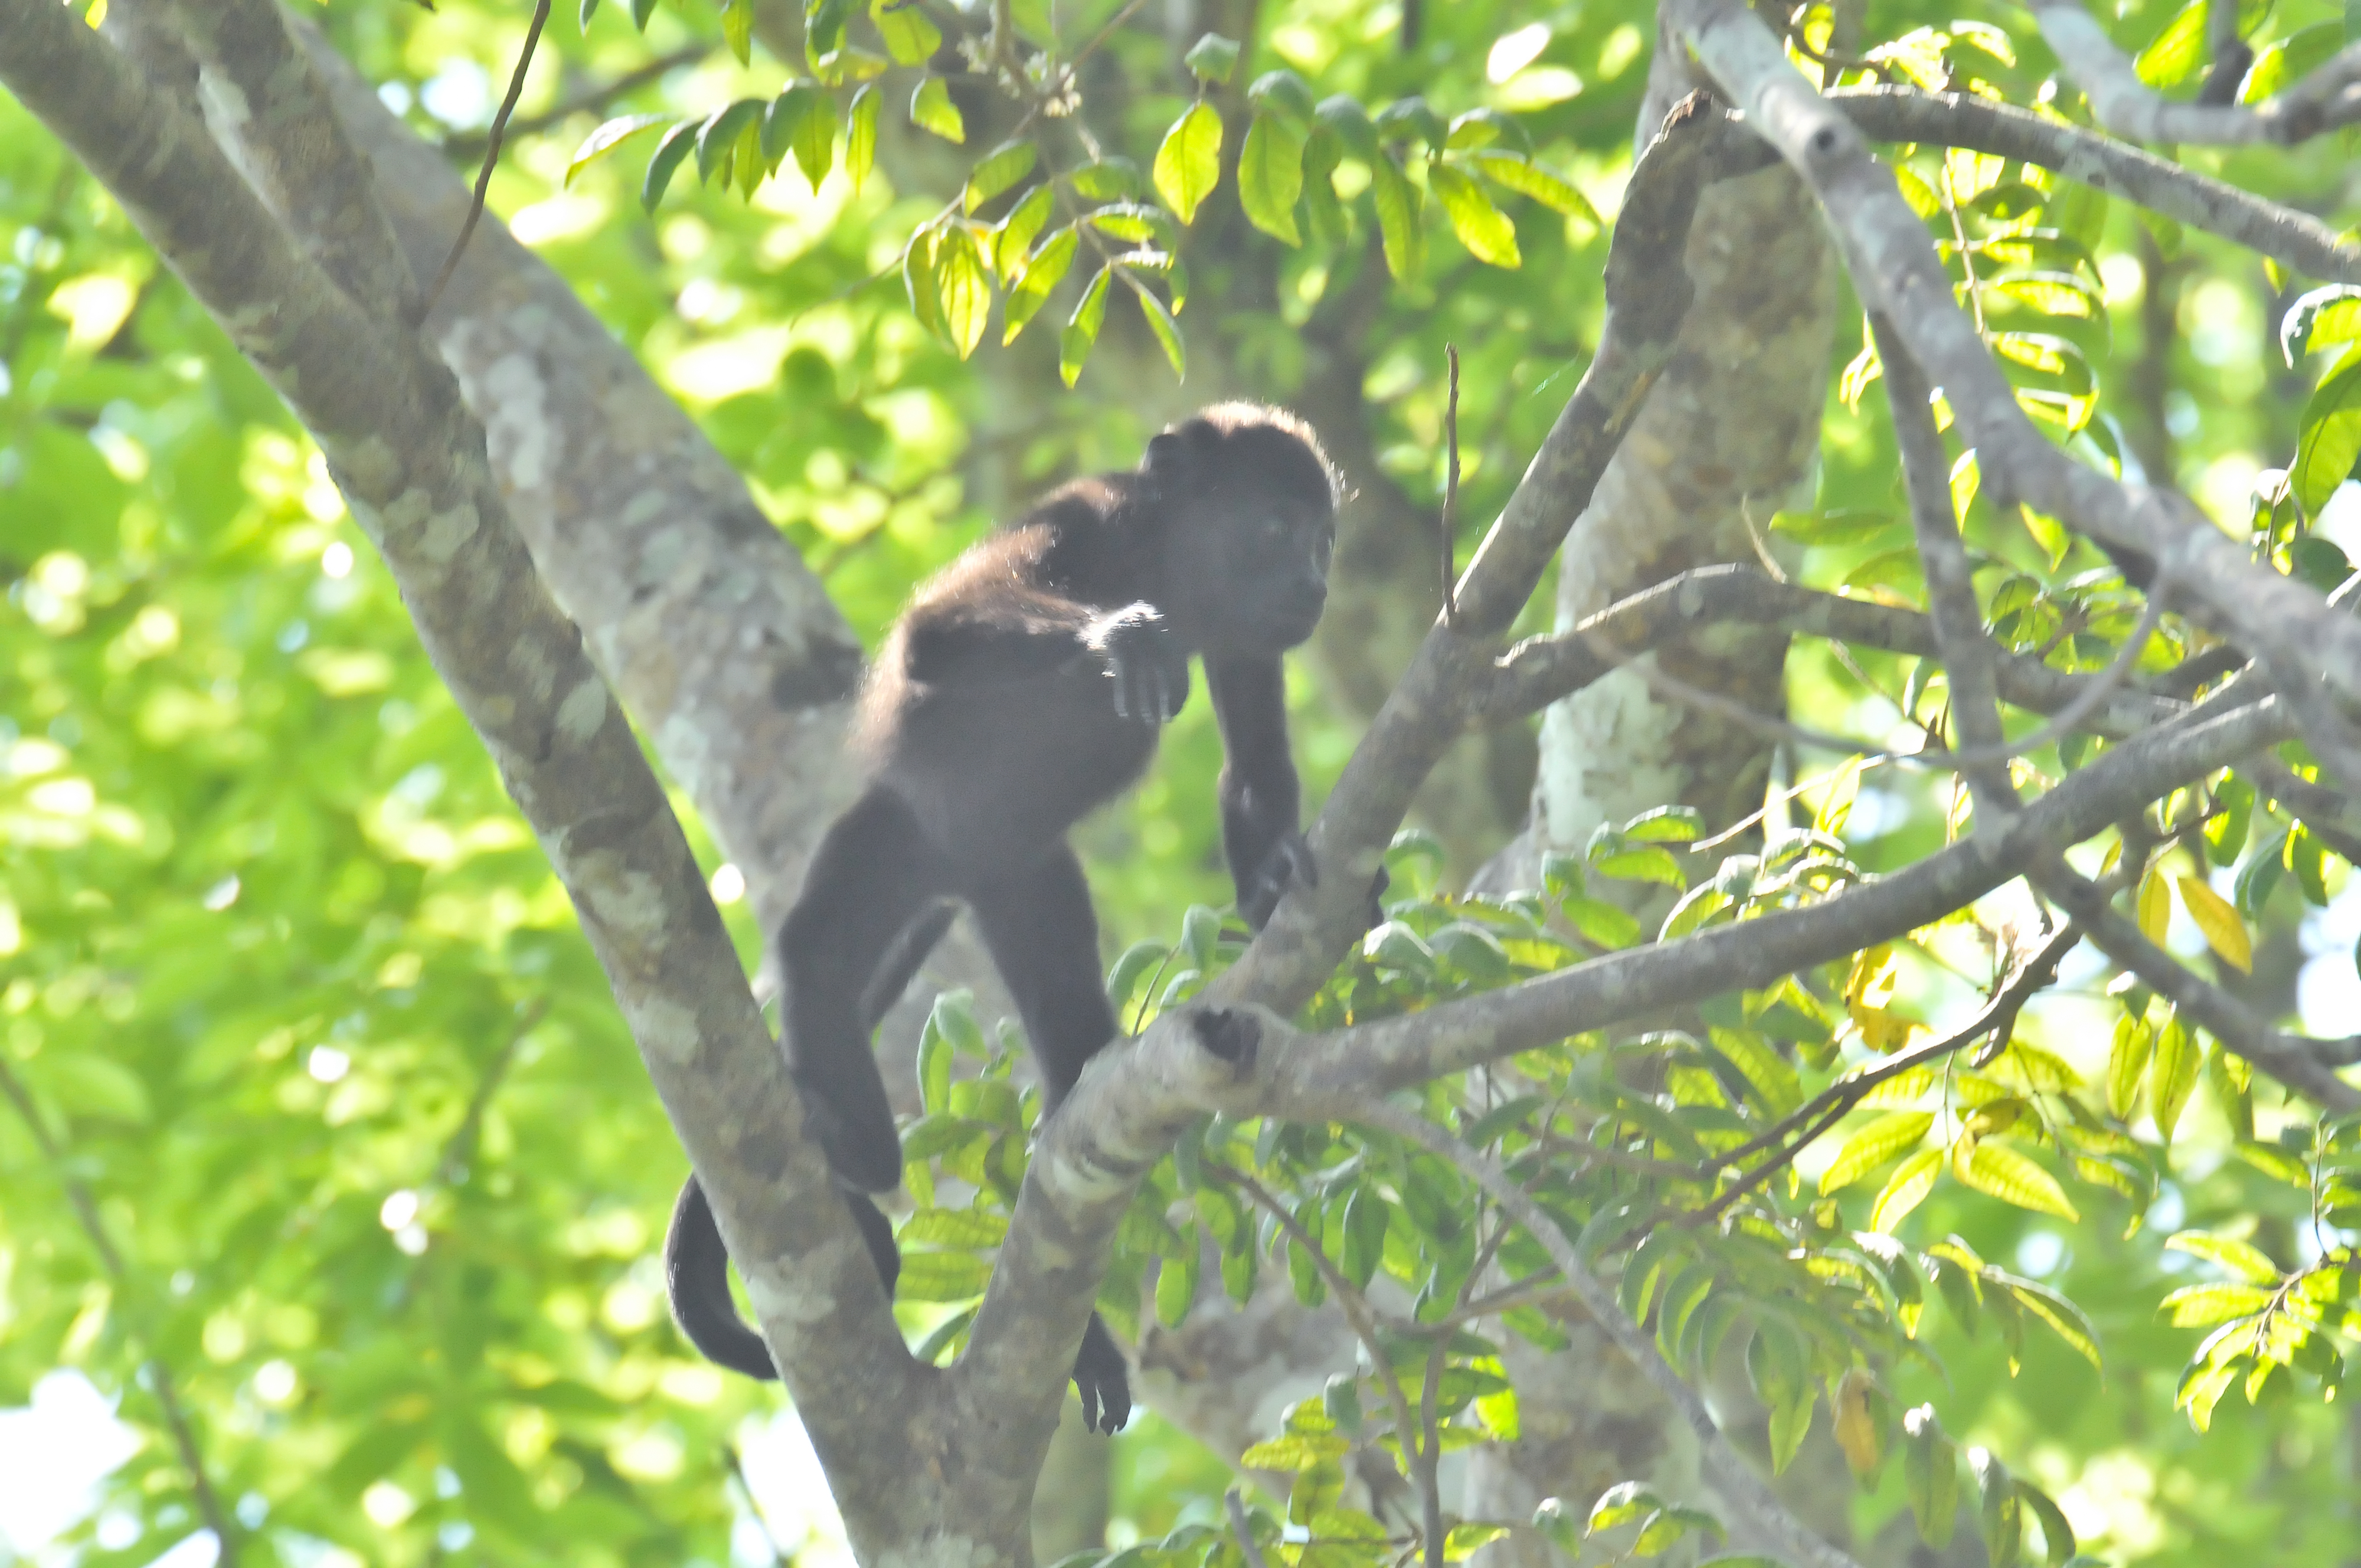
[4,0,2360,1565]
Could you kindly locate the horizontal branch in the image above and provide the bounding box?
[1670,0,2361,793]
[1273,693,2300,1102]
[1829,86,2361,285]
[2030,0,2361,146]
[1477,563,2189,738]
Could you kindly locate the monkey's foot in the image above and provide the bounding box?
[1072,1313,1133,1435]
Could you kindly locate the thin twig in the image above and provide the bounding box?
[0,1055,240,1562]
[1695,921,2082,1191]
[1206,1161,1424,1477]
[434,996,548,1185]
[725,1440,792,1564]
[1441,343,1460,629]
[439,43,704,161]
[418,0,552,324]
[1344,1098,1866,1568]
[1227,1488,1273,1568]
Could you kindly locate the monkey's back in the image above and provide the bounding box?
[855,477,1164,878]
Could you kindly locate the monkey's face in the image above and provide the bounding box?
[1170,492,1335,654]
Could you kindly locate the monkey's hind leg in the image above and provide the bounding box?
[779,785,952,1193]
[967,844,1134,1433]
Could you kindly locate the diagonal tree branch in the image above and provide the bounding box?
[0,4,933,1553]
[2035,858,2361,1095]
[1668,0,2361,793]
[2028,0,2361,145]
[1828,86,2361,284]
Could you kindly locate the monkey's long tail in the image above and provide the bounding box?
[662,896,957,1379]
[665,1177,901,1380]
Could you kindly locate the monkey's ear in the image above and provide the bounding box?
[1143,430,1190,480]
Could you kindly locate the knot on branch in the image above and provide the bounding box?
[1189,1006,1262,1071]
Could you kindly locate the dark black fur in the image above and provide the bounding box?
[667,405,1345,1433]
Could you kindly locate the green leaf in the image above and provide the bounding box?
[1004,224,1077,343]
[1428,163,1519,267]
[1821,1112,1937,1193]
[2134,2,2208,87]
[630,0,658,25]
[640,120,701,211]
[720,0,754,63]
[2293,357,2361,517]
[1901,1405,1959,1549]
[897,1249,995,1302]
[1156,1238,1200,1324]
[1591,843,1684,888]
[1625,806,1705,842]
[2150,1013,2198,1142]
[1998,1273,2104,1372]
[1370,154,1423,281]
[1060,264,1112,387]
[1238,114,1306,245]
[2278,284,2361,364]
[1153,101,1224,225]
[763,83,836,191]
[898,1206,1008,1248]
[937,226,990,359]
[1973,1448,2023,1568]
[1467,150,1599,225]
[565,113,670,189]
[1953,1139,2079,1221]
[1708,1027,1801,1118]
[1182,32,1240,83]
[1130,279,1185,380]
[2207,773,2255,866]
[2015,1482,2077,1568]
[807,0,854,54]
[1447,107,1529,153]
[911,77,965,143]
[2165,1230,2282,1284]
[1069,158,1141,199]
[2105,1011,2152,1121]
[845,82,879,192]
[992,183,1054,279]
[1561,895,1640,949]
[695,99,765,187]
[872,0,942,65]
[1247,68,1317,120]
[2160,1281,2272,1325]
[964,140,1039,214]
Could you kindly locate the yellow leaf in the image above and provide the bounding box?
[1869,1147,1943,1234]
[1952,1138,2079,1221]
[1832,1369,1880,1477]
[2174,875,2252,972]
[1820,1111,1935,1194]
[2137,865,2172,945]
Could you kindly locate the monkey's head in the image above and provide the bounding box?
[1142,403,1341,656]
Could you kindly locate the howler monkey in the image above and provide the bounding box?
[668,404,1349,1435]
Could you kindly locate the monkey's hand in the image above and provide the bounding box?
[1242,835,1391,933]
[1084,605,1191,724]
[1240,830,1317,930]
